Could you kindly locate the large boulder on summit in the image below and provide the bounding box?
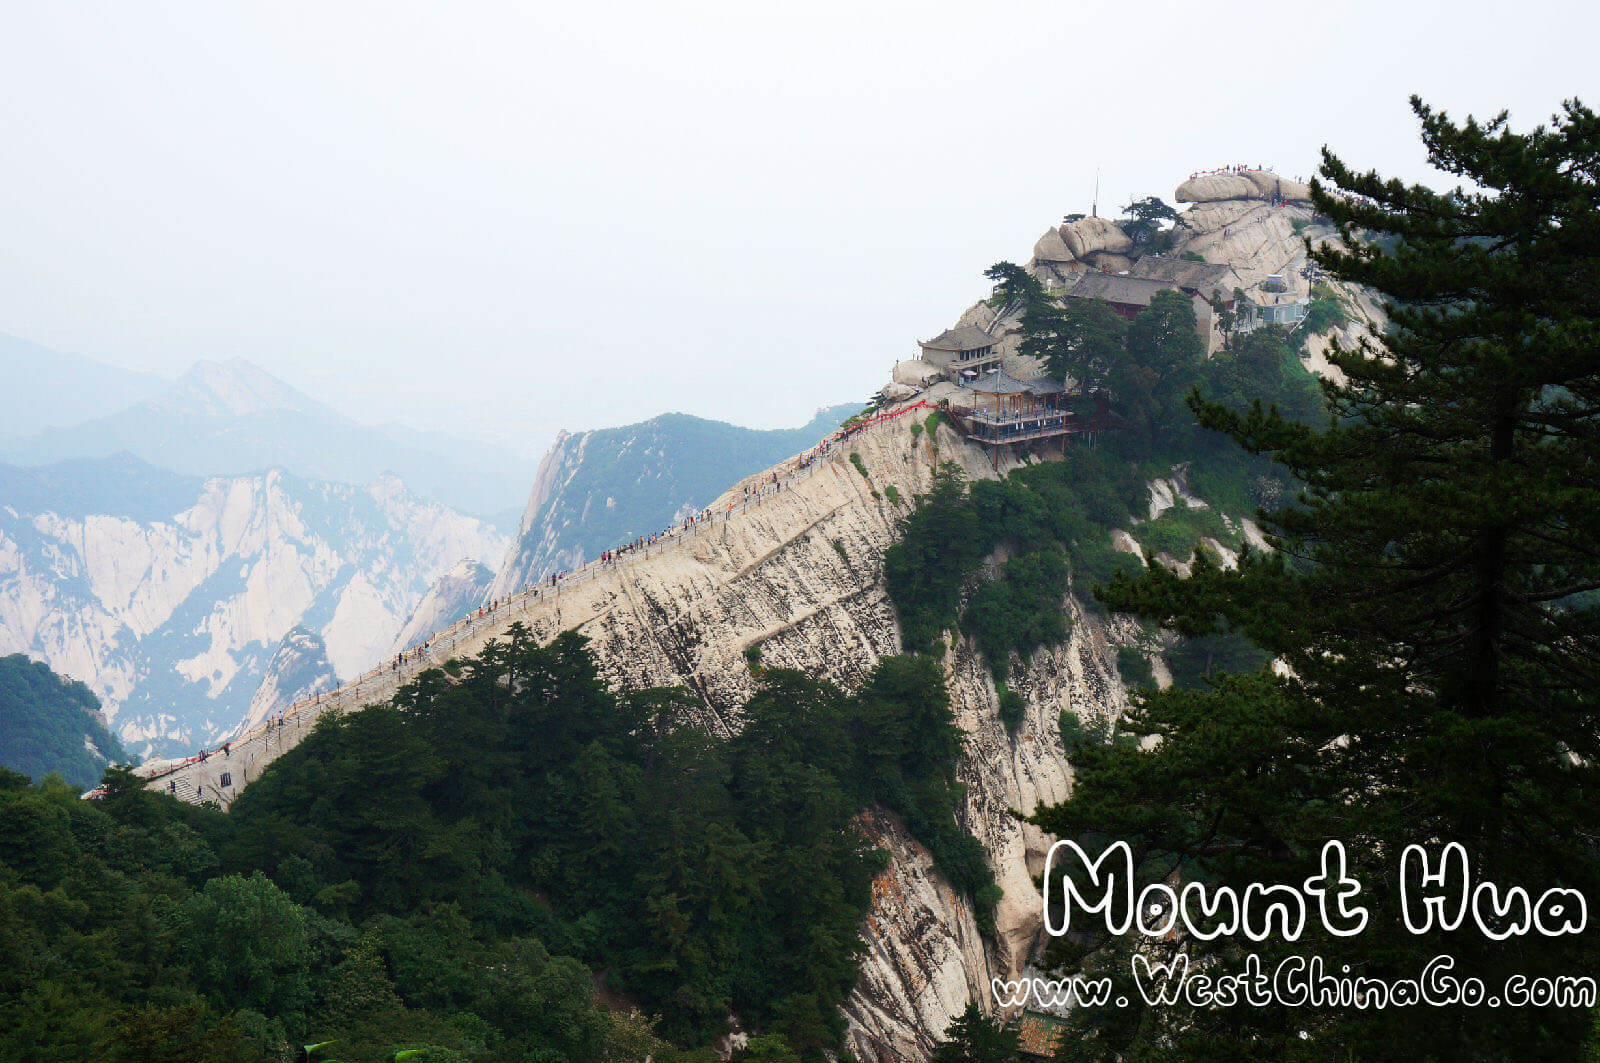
[1060,216,1133,259]
[1240,169,1311,202]
[1176,169,1312,204]
[1084,251,1135,273]
[1175,173,1260,203]
[892,360,942,387]
[1032,227,1075,264]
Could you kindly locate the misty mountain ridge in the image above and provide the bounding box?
[0,350,538,520]
[0,332,168,435]
[148,357,326,418]
[0,335,865,751]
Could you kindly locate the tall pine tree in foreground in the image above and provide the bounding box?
[1032,99,1600,1061]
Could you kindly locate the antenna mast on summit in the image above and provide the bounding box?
[1092,168,1101,218]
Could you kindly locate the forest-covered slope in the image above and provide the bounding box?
[0,653,126,788]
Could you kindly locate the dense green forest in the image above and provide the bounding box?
[0,629,985,1062]
[0,653,127,789]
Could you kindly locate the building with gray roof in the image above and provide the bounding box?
[1067,273,1218,353]
[918,324,1003,378]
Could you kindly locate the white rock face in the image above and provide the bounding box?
[1145,475,1209,521]
[893,361,945,388]
[0,463,504,757]
[491,429,605,598]
[1032,227,1076,265]
[1175,169,1311,205]
[1172,200,1313,290]
[236,625,340,736]
[488,409,859,602]
[844,808,995,1060]
[390,559,495,654]
[1060,216,1133,259]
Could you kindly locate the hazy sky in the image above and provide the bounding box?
[2,1,1593,456]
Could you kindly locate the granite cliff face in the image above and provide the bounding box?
[236,626,340,736]
[468,419,1128,1060]
[389,558,496,654]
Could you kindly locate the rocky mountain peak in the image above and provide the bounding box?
[151,358,325,418]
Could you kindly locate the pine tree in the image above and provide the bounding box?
[983,262,1053,321]
[321,935,406,1029]
[1032,98,1600,1059]
[931,1003,1018,1063]
[1041,298,1127,394]
[1120,195,1180,247]
[1115,288,1205,445]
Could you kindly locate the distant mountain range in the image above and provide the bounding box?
[0,332,859,757]
[0,453,505,759]
[0,333,168,435]
[0,342,536,521]
[489,405,861,597]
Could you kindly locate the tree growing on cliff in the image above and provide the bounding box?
[1040,298,1127,394]
[1208,291,1237,344]
[1110,288,1206,445]
[1199,324,1322,426]
[1119,195,1179,247]
[983,261,1050,319]
[1033,97,1600,1058]
[0,654,127,789]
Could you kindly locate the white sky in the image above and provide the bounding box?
[1,1,1593,456]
